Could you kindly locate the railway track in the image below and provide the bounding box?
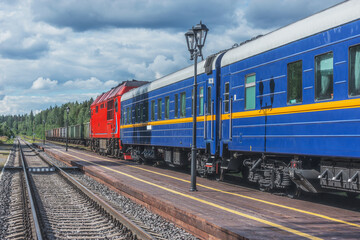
[1,139,163,240]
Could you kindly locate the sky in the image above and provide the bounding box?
[0,0,345,115]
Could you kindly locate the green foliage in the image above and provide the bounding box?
[0,99,93,139]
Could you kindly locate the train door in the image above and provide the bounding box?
[204,80,215,152]
[219,71,266,158]
[219,77,232,152]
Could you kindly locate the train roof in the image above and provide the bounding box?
[221,0,360,67]
[121,52,225,102]
[91,80,148,106]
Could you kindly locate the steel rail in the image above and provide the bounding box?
[18,139,43,240]
[21,138,155,240]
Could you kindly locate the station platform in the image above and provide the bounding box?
[35,142,360,240]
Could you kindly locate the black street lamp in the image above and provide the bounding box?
[43,120,45,145]
[66,106,70,151]
[185,21,209,192]
[33,121,35,143]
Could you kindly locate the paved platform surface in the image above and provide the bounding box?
[36,142,360,240]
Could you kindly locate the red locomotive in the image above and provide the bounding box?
[90,80,148,156]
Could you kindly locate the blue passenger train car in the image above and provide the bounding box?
[121,52,225,174]
[121,1,360,195]
[219,1,360,193]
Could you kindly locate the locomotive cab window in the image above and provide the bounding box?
[224,83,230,112]
[315,52,333,100]
[165,96,170,119]
[158,98,162,120]
[180,92,186,118]
[96,106,98,113]
[115,99,118,112]
[349,44,360,96]
[245,74,256,110]
[151,100,155,121]
[287,60,303,104]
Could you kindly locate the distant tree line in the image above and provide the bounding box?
[0,99,93,139]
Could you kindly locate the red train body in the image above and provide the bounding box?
[90,80,148,155]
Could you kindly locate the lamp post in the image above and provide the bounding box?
[43,120,45,145]
[66,106,70,151]
[33,121,35,143]
[185,21,209,192]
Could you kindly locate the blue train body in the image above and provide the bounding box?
[121,1,360,194]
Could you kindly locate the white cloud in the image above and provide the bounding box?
[0,30,11,43]
[0,0,346,115]
[31,77,58,90]
[63,77,118,90]
[0,93,97,115]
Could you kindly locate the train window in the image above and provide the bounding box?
[140,103,144,123]
[174,94,178,118]
[315,52,333,100]
[121,110,124,125]
[144,101,148,122]
[115,99,118,112]
[165,97,170,119]
[191,89,194,116]
[207,87,211,115]
[151,100,155,121]
[158,99,162,120]
[180,92,186,118]
[224,83,230,112]
[96,106,98,113]
[245,74,256,110]
[287,60,303,104]
[135,104,139,123]
[199,87,204,115]
[349,44,360,96]
[126,107,130,124]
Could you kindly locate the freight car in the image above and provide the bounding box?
[46,122,91,146]
[120,1,360,195]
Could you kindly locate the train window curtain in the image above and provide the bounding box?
[349,45,360,96]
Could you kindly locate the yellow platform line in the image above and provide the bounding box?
[52,148,321,240]
[67,148,360,230]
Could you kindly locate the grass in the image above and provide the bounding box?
[0,136,14,145]
[0,136,13,168]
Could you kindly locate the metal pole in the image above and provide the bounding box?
[190,50,198,192]
[33,121,35,142]
[66,112,69,151]
[43,121,45,145]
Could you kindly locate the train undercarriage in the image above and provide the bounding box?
[89,139,360,197]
